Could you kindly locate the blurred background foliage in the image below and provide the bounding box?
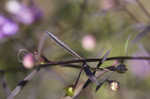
[0,0,150,99]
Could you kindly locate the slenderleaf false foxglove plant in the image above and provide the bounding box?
[5,32,150,99]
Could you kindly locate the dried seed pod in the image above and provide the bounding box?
[108,80,120,91]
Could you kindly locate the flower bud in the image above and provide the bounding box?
[116,64,128,73]
[22,53,35,69]
[65,85,74,97]
[109,80,120,91]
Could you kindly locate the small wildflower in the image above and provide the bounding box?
[5,0,43,25]
[17,6,35,25]
[81,35,96,51]
[0,15,18,39]
[2,20,18,36]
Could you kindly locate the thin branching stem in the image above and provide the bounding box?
[7,56,150,99]
[38,56,150,68]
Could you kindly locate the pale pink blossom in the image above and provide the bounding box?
[81,35,96,51]
[22,53,35,69]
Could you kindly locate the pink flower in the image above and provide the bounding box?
[81,35,96,51]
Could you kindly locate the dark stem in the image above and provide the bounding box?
[38,56,150,68]
[73,67,83,89]
[8,56,150,99]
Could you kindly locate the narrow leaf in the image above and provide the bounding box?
[47,31,81,58]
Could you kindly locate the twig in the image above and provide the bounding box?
[39,56,150,68]
[7,56,150,99]
[5,63,103,99]
[72,71,112,98]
